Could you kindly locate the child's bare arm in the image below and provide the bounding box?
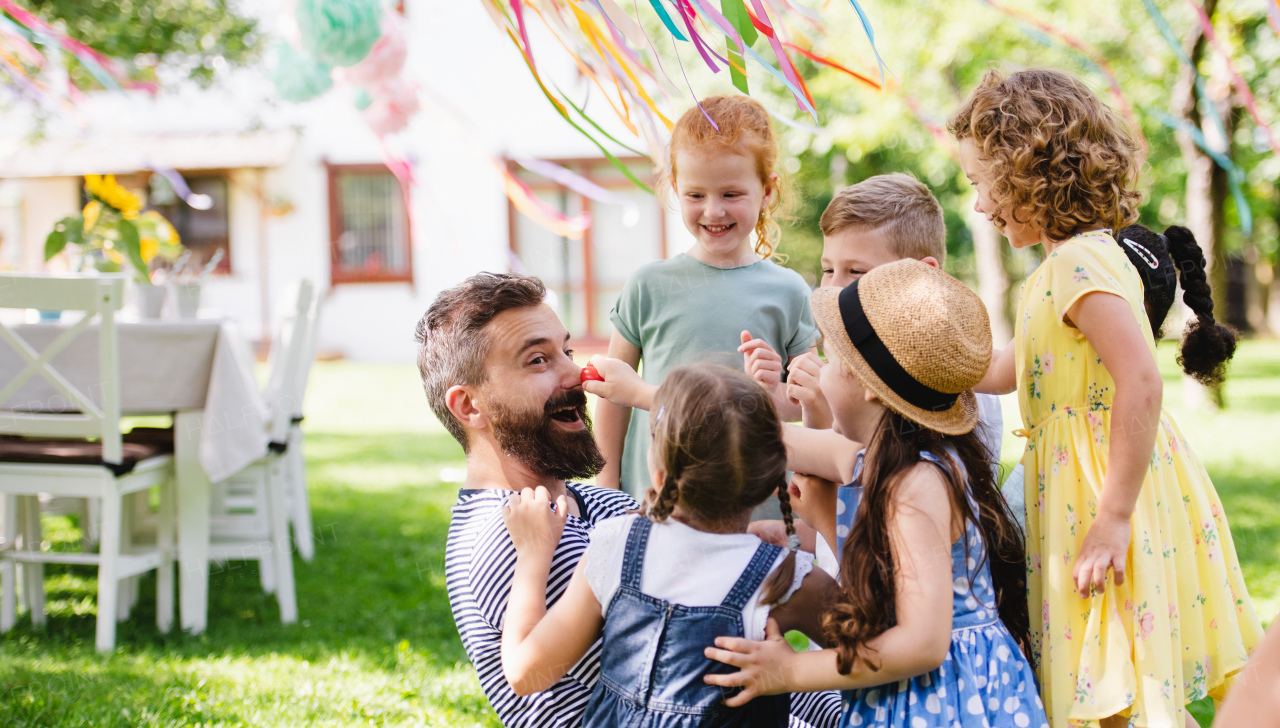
[1066,291,1162,597]
[500,487,603,694]
[583,355,657,411]
[788,473,838,553]
[975,345,1016,395]
[591,333,641,490]
[704,463,956,702]
[768,566,837,647]
[783,424,862,484]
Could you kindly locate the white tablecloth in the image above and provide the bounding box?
[0,320,268,483]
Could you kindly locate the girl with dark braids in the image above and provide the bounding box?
[953,68,1261,728]
[501,365,841,728]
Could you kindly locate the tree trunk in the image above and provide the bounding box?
[1174,0,1229,408]
[967,202,1012,343]
[1269,190,1280,337]
[1269,257,1280,337]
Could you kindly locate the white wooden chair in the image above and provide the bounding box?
[282,283,321,561]
[202,280,318,623]
[0,274,175,651]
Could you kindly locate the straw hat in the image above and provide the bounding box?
[809,259,992,435]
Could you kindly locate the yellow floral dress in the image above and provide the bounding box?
[1014,232,1262,728]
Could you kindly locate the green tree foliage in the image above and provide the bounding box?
[645,0,1277,327]
[21,0,260,86]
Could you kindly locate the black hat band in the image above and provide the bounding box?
[837,279,961,412]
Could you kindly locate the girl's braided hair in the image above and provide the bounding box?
[646,365,798,606]
[1115,224,1238,387]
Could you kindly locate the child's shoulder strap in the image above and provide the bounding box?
[619,517,653,590]
[719,540,783,611]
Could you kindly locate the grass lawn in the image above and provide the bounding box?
[2,341,1277,727]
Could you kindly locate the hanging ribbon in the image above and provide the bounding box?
[973,0,1142,151]
[503,168,592,239]
[782,42,881,90]
[1147,108,1251,236]
[1183,0,1279,157]
[841,0,887,82]
[515,155,642,222]
[1140,0,1251,235]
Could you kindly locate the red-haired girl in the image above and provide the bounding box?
[595,95,818,498]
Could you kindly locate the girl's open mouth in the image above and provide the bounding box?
[701,223,735,235]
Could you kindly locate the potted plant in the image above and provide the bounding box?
[44,174,183,317]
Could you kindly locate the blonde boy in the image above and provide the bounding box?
[746,174,1020,573]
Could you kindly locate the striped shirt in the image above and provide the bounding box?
[445,483,637,728]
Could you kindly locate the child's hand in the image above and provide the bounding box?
[502,486,568,556]
[785,353,831,426]
[1072,511,1132,597]
[703,619,797,707]
[746,519,789,547]
[581,355,656,410]
[788,473,837,536]
[739,331,783,390]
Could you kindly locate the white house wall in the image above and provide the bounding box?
[1,0,689,361]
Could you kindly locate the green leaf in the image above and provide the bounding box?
[44,228,66,261]
[62,217,85,247]
[116,219,150,283]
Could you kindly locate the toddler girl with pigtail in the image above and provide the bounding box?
[501,365,841,728]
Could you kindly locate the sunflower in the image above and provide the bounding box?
[84,174,141,220]
[82,200,102,232]
[140,237,159,263]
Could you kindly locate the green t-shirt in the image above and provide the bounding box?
[609,253,819,497]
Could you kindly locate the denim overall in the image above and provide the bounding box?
[583,518,791,728]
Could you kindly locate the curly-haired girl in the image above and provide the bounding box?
[951,68,1263,728]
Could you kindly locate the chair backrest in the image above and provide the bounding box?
[263,280,317,443]
[0,274,127,463]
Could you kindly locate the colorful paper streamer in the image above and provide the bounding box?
[1140,0,1252,234]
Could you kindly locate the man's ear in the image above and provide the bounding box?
[920,256,941,269]
[446,384,487,431]
[863,388,879,403]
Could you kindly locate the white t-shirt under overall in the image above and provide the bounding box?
[582,514,815,641]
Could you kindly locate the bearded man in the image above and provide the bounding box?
[418,273,636,728]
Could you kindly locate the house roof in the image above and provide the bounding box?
[0,129,298,178]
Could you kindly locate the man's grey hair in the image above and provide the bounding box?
[414,272,547,451]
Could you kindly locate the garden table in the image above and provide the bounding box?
[0,319,267,634]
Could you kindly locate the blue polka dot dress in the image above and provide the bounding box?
[835,452,1049,728]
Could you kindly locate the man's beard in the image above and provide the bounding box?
[487,388,606,481]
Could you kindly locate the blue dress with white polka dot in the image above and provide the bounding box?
[834,451,1049,728]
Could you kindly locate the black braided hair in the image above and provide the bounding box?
[1114,225,1237,387]
[1115,225,1178,337]
[1164,226,1238,387]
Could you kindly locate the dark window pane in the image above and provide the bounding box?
[146,174,230,273]
[334,171,409,279]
